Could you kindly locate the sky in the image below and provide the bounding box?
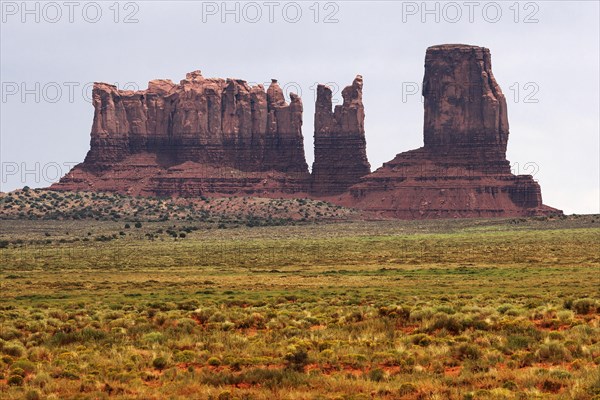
[1,0,599,214]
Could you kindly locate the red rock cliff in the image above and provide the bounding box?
[53,71,311,197]
[84,71,308,174]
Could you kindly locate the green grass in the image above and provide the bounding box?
[0,217,599,399]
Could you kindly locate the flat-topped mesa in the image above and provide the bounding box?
[422,44,510,174]
[81,71,309,175]
[311,75,371,195]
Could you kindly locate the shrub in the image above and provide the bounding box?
[502,380,518,391]
[563,298,574,310]
[410,333,432,347]
[49,331,79,346]
[79,328,107,342]
[143,332,165,344]
[30,372,50,388]
[217,391,232,400]
[550,369,572,380]
[79,379,97,393]
[200,368,307,389]
[507,335,532,350]
[284,347,309,371]
[588,374,600,395]
[240,368,307,389]
[52,367,80,380]
[209,312,226,323]
[398,382,418,395]
[221,321,235,331]
[464,358,490,373]
[455,343,482,361]
[557,310,574,323]
[152,357,168,370]
[548,332,564,341]
[497,304,513,314]
[11,359,36,374]
[8,374,24,386]
[2,343,24,357]
[207,357,221,367]
[320,349,334,359]
[537,341,572,363]
[174,350,196,363]
[379,306,411,320]
[10,367,26,377]
[409,308,434,322]
[0,327,22,340]
[541,377,564,393]
[573,298,597,315]
[427,313,463,334]
[25,390,41,400]
[368,368,385,382]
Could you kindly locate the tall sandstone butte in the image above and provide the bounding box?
[423,44,510,173]
[86,71,308,172]
[54,71,311,196]
[345,44,560,218]
[311,76,371,195]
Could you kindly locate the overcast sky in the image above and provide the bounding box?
[1,0,598,214]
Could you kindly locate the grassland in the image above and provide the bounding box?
[0,202,599,399]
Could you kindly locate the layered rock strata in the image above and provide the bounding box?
[344,44,559,218]
[52,45,560,218]
[311,76,371,195]
[55,72,311,196]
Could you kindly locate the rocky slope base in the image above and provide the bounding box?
[0,188,358,226]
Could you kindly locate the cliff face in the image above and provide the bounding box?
[421,45,510,174]
[344,44,559,218]
[311,76,371,195]
[55,72,311,197]
[84,71,308,174]
[423,46,509,150]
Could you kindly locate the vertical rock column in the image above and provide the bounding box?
[311,75,371,195]
[263,79,309,174]
[422,44,510,173]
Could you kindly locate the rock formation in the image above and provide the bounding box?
[344,44,560,218]
[311,76,371,195]
[54,71,311,196]
[422,44,510,174]
[52,45,560,218]
[85,71,308,173]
